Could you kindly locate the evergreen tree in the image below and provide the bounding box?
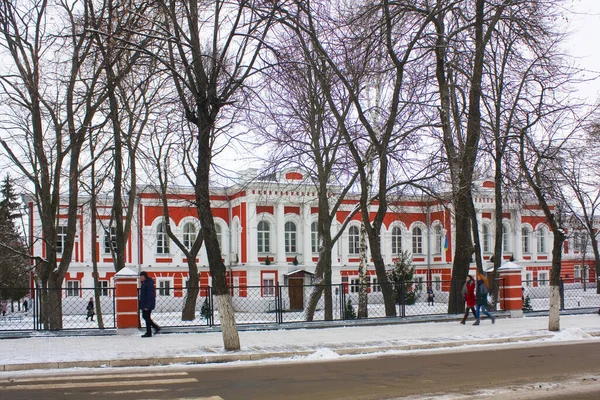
[522,295,533,312]
[0,175,29,302]
[387,251,416,304]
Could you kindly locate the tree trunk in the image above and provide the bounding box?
[182,264,200,321]
[47,276,63,330]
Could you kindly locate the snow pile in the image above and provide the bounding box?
[303,348,340,360]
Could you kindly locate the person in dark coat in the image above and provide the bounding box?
[86,297,95,321]
[139,271,160,337]
[474,273,495,325]
[460,275,477,324]
[427,287,435,306]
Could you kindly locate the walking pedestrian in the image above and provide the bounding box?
[139,271,160,337]
[460,275,476,325]
[22,298,28,312]
[473,273,495,325]
[86,297,95,321]
[427,287,435,306]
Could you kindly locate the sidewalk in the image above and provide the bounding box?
[1,314,599,372]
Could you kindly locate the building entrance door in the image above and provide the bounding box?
[288,278,304,310]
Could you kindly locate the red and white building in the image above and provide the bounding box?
[26,169,598,300]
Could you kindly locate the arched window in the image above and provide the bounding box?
[391,226,402,255]
[215,224,222,253]
[156,222,170,254]
[434,225,442,254]
[522,227,531,254]
[482,224,491,253]
[56,226,68,254]
[502,224,509,252]
[182,222,197,250]
[257,221,270,254]
[311,221,319,253]
[412,226,422,254]
[348,225,360,255]
[537,226,546,254]
[285,221,297,253]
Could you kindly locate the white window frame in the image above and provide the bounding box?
[350,278,360,293]
[257,220,270,254]
[96,280,110,296]
[538,272,549,286]
[104,226,118,254]
[215,223,223,253]
[348,225,360,255]
[412,227,423,254]
[66,280,79,297]
[502,224,510,252]
[525,272,533,286]
[157,279,172,296]
[262,273,276,297]
[284,221,297,254]
[434,225,442,254]
[371,277,381,292]
[156,222,170,255]
[56,226,68,254]
[311,221,319,253]
[182,222,197,251]
[482,224,491,253]
[522,227,531,254]
[537,227,547,254]
[391,226,402,255]
[433,274,442,291]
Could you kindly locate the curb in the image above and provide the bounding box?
[6,332,600,372]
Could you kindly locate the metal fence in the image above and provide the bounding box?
[0,287,115,332]
[522,279,600,313]
[152,280,495,328]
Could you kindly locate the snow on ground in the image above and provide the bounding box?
[0,314,599,368]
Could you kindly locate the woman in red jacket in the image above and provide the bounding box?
[460,275,476,324]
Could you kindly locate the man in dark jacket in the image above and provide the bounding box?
[139,271,160,337]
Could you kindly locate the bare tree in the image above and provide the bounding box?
[0,0,107,329]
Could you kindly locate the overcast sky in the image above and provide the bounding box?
[564,0,600,103]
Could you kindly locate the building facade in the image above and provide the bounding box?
[26,169,598,302]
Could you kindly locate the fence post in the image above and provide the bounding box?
[276,284,282,324]
[114,267,140,330]
[208,287,214,327]
[498,264,523,318]
[340,284,346,320]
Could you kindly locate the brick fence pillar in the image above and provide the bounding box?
[498,262,523,318]
[114,267,139,329]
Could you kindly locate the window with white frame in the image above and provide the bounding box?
[262,273,276,297]
[96,280,109,296]
[433,275,442,291]
[215,223,223,253]
[182,222,197,250]
[537,227,547,254]
[538,272,549,286]
[104,226,117,254]
[156,222,170,254]
[434,225,442,254]
[371,277,381,292]
[414,276,424,292]
[157,279,171,296]
[584,266,590,282]
[482,224,491,253]
[522,227,531,254]
[257,220,270,254]
[311,221,319,253]
[502,224,510,252]
[56,226,68,254]
[525,272,533,286]
[284,221,297,253]
[348,225,360,255]
[575,266,581,279]
[350,278,360,293]
[66,280,79,297]
[391,226,402,255]
[412,227,423,254]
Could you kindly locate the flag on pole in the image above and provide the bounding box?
[443,235,448,251]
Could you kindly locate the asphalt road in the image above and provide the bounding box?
[1,341,600,399]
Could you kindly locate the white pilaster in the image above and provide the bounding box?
[302,203,312,266]
[515,210,522,261]
[276,202,286,264]
[247,201,258,264]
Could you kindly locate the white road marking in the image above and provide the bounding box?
[0,377,198,391]
[0,371,189,384]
